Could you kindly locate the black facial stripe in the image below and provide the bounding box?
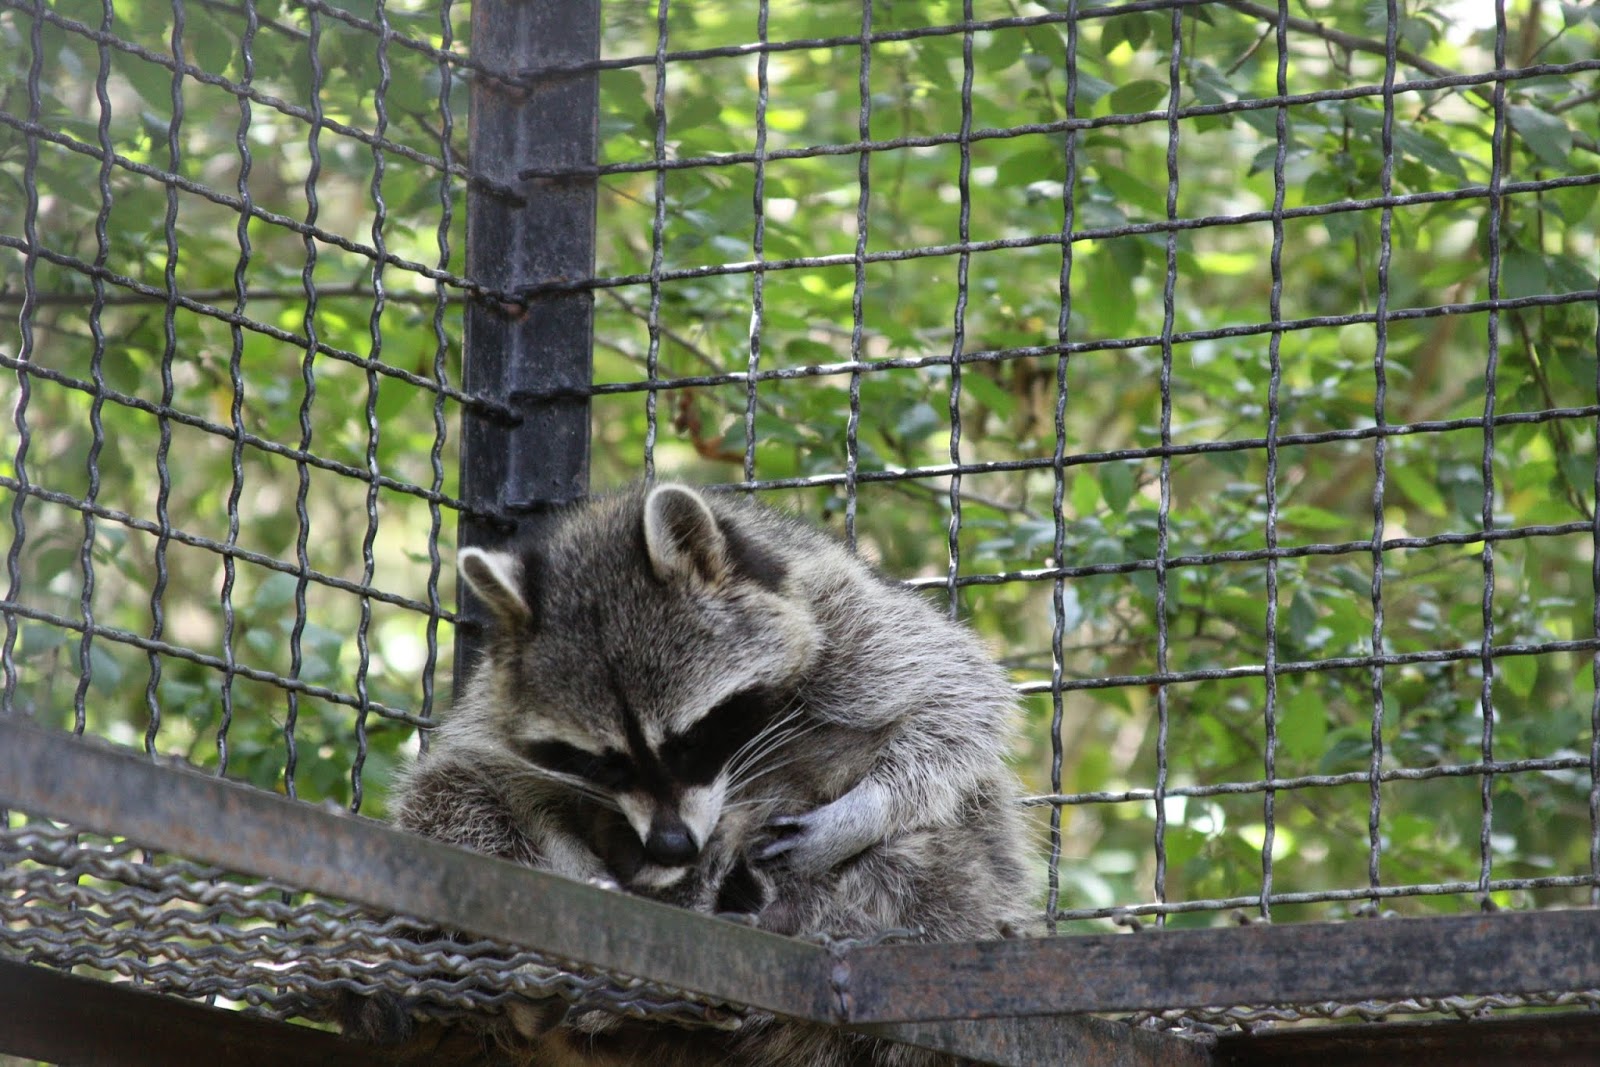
[517,739,635,793]
[609,663,676,799]
[659,687,787,785]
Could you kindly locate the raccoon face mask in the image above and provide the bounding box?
[458,484,821,882]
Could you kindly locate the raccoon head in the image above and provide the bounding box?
[459,484,820,883]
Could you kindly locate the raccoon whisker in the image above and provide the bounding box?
[725,749,816,797]
[725,702,811,769]
[714,797,783,815]
[725,729,822,792]
[723,719,820,788]
[725,725,801,782]
[504,767,622,811]
[723,702,806,772]
[732,750,806,784]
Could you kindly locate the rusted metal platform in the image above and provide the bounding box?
[4,719,1598,1066]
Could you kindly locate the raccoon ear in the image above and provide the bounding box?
[459,546,533,627]
[643,484,730,588]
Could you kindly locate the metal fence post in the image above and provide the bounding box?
[458,0,601,683]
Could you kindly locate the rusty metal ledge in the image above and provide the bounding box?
[855,1015,1213,1067]
[843,908,1600,1022]
[1212,1011,1600,1066]
[0,718,835,1023]
[4,720,1600,1036]
[0,722,1208,1067]
[0,956,507,1067]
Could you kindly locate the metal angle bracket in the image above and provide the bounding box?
[855,1014,1213,1067]
[0,719,1202,1067]
[12,721,1599,1060]
[842,908,1600,1022]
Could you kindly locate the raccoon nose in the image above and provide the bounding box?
[644,816,698,866]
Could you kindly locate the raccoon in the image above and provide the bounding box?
[387,483,1034,1065]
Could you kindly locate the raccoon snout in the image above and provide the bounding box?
[643,815,699,866]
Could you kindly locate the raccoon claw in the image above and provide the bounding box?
[752,814,806,864]
[755,784,891,873]
[714,910,762,926]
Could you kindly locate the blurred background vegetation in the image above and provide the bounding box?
[2,0,1598,932]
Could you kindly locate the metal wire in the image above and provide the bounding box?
[843,0,872,549]
[0,821,741,1030]
[741,0,770,488]
[1149,1,1185,929]
[1476,0,1510,908]
[0,0,517,197]
[420,0,458,737]
[556,286,1600,400]
[1045,0,1083,937]
[519,59,1600,184]
[217,0,257,776]
[284,0,325,798]
[1361,0,1401,913]
[1,0,43,719]
[348,0,392,813]
[641,0,670,480]
[73,0,115,739]
[1257,0,1289,923]
[3,0,1598,1045]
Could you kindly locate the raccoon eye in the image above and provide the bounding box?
[660,688,782,784]
[518,740,636,792]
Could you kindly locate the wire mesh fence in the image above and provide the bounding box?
[3,0,1600,1049]
[576,0,1600,937]
[1,0,473,812]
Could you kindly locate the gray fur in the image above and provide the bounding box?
[390,484,1035,1065]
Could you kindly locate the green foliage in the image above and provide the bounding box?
[1,0,466,814]
[3,0,1598,931]
[585,2,1600,929]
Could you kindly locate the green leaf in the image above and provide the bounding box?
[88,642,126,697]
[1099,463,1135,515]
[1392,126,1468,182]
[1563,1,1600,26]
[1072,72,1117,108]
[981,29,1026,73]
[19,622,72,659]
[1095,164,1169,219]
[1071,471,1100,517]
[1287,588,1318,637]
[1099,13,1152,57]
[997,146,1064,189]
[1549,180,1599,227]
[1108,79,1167,115]
[1497,654,1537,699]
[1318,727,1373,775]
[1500,246,1549,300]
[1388,463,1448,518]
[1188,61,1237,108]
[1546,252,1598,294]
[254,572,300,613]
[959,372,1016,417]
[1507,105,1573,168]
[1279,504,1352,532]
[894,402,941,441]
[1279,688,1329,762]
[1081,249,1136,336]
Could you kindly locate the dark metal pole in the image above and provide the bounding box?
[457,0,600,686]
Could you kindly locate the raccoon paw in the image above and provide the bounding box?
[753,783,890,873]
[713,857,769,919]
[327,989,416,1046]
[505,995,572,1039]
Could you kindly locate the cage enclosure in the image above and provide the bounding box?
[3,1,1600,1064]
